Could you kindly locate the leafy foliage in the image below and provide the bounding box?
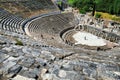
[95,12,120,22]
[15,39,23,46]
[95,13,101,18]
[68,0,120,15]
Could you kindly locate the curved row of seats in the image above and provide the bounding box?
[74,25,120,43]
[25,12,74,41]
[60,23,120,48]
[22,0,56,11]
[0,9,26,34]
[62,29,76,46]
[63,24,120,43]
[25,11,120,45]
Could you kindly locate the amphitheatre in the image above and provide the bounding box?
[0,0,120,80]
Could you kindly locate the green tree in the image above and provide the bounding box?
[113,0,120,15]
[68,0,120,15]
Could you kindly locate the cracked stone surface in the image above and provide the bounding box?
[0,31,120,80]
[0,13,120,80]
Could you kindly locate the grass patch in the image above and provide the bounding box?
[15,39,23,46]
[95,12,120,22]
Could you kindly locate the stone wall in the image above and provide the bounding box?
[82,25,120,43]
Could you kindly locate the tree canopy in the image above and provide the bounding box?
[68,0,120,15]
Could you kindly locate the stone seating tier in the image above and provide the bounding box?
[60,25,120,46]
[0,9,25,34]
[25,12,74,40]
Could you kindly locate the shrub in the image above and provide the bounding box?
[95,13,101,18]
[112,17,120,22]
[80,9,86,14]
[15,39,23,46]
